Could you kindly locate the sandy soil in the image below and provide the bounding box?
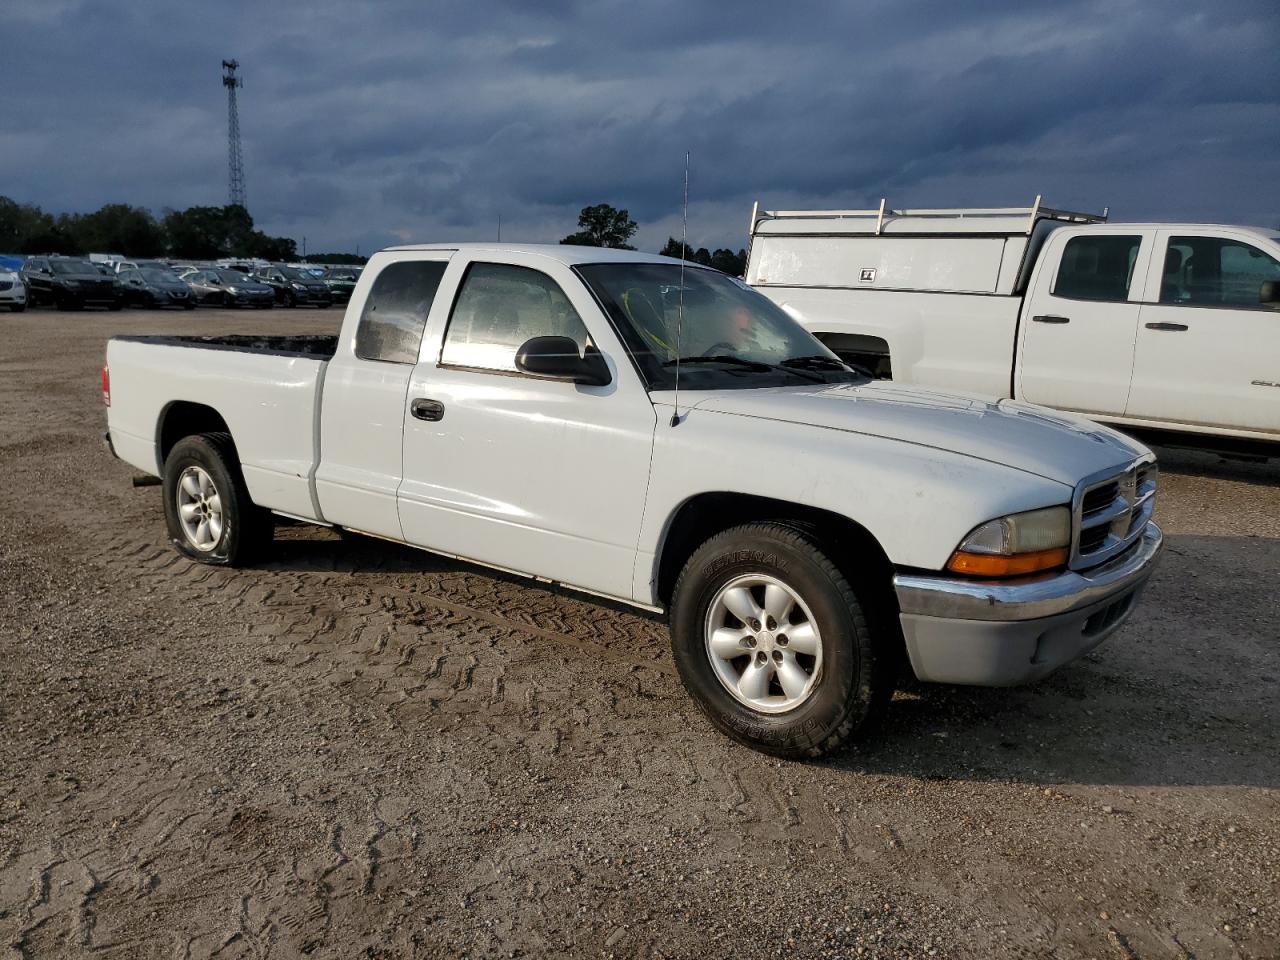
[1,306,1277,959]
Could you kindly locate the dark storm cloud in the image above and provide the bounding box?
[3,0,1277,253]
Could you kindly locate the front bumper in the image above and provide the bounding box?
[892,521,1163,686]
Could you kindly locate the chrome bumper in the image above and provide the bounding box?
[891,522,1163,686]
[894,521,1163,622]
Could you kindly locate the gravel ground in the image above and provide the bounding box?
[1,306,1277,959]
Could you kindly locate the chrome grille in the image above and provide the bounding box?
[1071,457,1157,570]
[0,281,12,291]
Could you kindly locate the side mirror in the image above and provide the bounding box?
[515,336,611,386]
[1261,280,1279,306]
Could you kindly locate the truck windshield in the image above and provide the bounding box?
[576,263,861,390]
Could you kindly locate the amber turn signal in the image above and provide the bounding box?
[946,547,1068,578]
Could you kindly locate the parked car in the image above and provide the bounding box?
[115,259,177,275]
[322,267,360,303]
[22,256,122,309]
[746,198,1280,448]
[0,267,27,312]
[104,243,1162,758]
[117,268,196,309]
[181,268,275,308]
[252,265,333,307]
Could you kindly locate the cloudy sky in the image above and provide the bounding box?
[4,0,1278,254]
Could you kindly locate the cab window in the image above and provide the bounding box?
[1053,235,1141,302]
[439,263,589,373]
[354,260,447,364]
[1161,236,1280,307]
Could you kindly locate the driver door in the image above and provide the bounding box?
[1126,230,1280,435]
[397,251,658,602]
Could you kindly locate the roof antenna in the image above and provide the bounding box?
[670,151,690,427]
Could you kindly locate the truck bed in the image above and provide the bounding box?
[106,335,333,520]
[111,334,338,359]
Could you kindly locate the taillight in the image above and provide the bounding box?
[101,365,110,406]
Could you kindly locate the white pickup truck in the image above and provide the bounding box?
[747,199,1280,448]
[105,243,1163,758]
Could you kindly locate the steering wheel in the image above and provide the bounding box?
[702,341,737,356]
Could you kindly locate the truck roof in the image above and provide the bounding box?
[381,242,681,266]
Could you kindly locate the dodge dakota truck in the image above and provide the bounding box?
[104,243,1163,758]
[747,198,1280,449]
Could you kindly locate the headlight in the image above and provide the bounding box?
[62,279,81,288]
[947,505,1070,577]
[291,282,306,290]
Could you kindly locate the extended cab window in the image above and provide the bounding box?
[1161,236,1280,307]
[440,263,589,373]
[1053,235,1141,302]
[354,260,447,363]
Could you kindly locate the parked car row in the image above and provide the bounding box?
[9,256,363,311]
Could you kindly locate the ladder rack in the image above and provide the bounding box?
[749,195,1108,237]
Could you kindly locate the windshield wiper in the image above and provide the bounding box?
[662,354,825,383]
[781,355,873,378]
[663,354,771,371]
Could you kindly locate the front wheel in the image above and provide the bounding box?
[162,433,273,566]
[10,303,25,313]
[670,522,893,759]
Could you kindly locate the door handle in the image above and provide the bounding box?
[1144,321,1189,332]
[1031,314,1071,324]
[410,398,445,422]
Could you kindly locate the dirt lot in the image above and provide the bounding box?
[1,306,1277,959]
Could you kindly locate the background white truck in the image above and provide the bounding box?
[105,243,1162,757]
[746,198,1280,448]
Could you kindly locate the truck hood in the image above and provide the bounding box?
[676,381,1147,486]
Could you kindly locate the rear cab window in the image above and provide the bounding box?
[1052,235,1142,302]
[354,260,448,363]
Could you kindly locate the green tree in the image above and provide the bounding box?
[67,204,166,256]
[0,196,58,253]
[560,203,638,249]
[659,238,746,276]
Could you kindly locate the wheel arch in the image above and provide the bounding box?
[155,400,234,471]
[654,491,907,673]
[655,492,896,605]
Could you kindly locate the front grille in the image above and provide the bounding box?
[1081,481,1119,517]
[1071,458,1157,570]
[0,281,12,292]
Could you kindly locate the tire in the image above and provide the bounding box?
[10,303,25,313]
[284,292,297,308]
[109,301,123,311]
[669,522,893,759]
[184,301,195,310]
[162,432,273,567]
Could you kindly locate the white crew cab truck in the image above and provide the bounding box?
[105,243,1163,758]
[746,199,1280,448]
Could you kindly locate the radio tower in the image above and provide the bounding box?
[222,59,246,209]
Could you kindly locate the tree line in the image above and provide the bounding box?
[560,203,746,276]
[0,196,298,261]
[0,196,746,273]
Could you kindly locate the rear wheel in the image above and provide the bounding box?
[162,433,273,566]
[670,522,893,759]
